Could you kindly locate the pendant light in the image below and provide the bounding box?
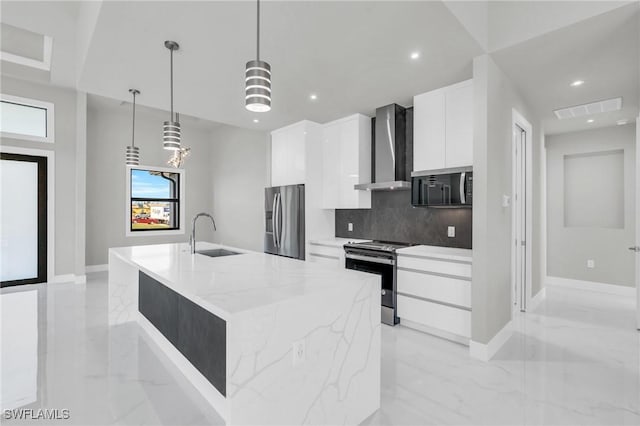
[163,40,181,150]
[125,88,140,165]
[245,0,271,112]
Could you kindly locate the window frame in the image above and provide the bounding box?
[0,93,55,144]
[125,165,186,237]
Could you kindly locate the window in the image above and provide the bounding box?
[0,94,54,143]
[126,166,185,236]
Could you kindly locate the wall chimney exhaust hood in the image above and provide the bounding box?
[355,103,411,191]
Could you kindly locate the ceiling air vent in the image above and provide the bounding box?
[553,97,622,120]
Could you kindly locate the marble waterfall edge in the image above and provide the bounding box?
[108,243,381,425]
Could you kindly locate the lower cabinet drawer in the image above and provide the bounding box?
[308,244,343,259]
[308,252,343,267]
[397,256,471,278]
[397,269,471,308]
[397,294,470,338]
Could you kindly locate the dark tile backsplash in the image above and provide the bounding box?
[335,190,472,249]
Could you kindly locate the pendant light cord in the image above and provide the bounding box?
[256,0,260,60]
[132,91,136,147]
[170,47,174,121]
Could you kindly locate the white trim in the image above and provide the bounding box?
[0,35,52,71]
[546,276,634,297]
[0,145,55,284]
[51,274,86,284]
[528,287,546,312]
[469,321,513,361]
[0,93,55,143]
[125,165,186,237]
[511,109,533,313]
[636,114,640,329]
[53,274,75,284]
[86,264,108,273]
[400,319,469,346]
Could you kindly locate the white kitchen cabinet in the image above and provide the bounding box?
[270,121,309,187]
[321,114,371,209]
[395,245,472,344]
[413,88,446,171]
[413,79,473,172]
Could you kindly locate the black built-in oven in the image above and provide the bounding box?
[344,248,399,326]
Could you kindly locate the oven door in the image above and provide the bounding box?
[345,252,397,325]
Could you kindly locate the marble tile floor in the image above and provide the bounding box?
[1,272,638,425]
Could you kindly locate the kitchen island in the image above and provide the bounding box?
[108,242,380,425]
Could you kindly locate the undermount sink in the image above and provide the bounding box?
[196,248,242,258]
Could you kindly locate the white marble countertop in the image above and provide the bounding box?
[109,242,378,321]
[396,244,472,263]
[308,237,371,248]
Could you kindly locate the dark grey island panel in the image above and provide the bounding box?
[138,271,227,396]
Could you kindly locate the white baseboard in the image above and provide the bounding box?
[528,287,546,312]
[52,274,86,284]
[545,276,634,297]
[53,274,75,284]
[85,264,108,273]
[400,319,470,346]
[469,320,512,362]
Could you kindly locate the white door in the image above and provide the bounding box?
[513,125,527,312]
[635,116,640,329]
[0,153,47,286]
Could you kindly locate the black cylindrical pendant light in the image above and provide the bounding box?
[245,0,271,112]
[126,88,140,165]
[163,40,181,150]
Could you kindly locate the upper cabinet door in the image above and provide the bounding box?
[413,89,446,172]
[445,81,473,168]
[321,114,371,209]
[271,123,307,187]
[322,122,340,208]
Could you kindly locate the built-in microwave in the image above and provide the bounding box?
[411,168,473,208]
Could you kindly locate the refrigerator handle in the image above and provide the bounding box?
[460,172,466,204]
[272,193,278,247]
[277,192,284,247]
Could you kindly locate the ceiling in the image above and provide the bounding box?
[490,2,639,135]
[1,1,638,136]
[76,0,482,131]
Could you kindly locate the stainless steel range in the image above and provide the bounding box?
[343,241,413,326]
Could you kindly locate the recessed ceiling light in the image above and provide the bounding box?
[410,51,420,60]
[616,119,628,125]
[570,80,585,87]
[310,94,317,101]
[253,119,259,123]
[587,119,594,123]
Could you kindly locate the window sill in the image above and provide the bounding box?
[126,229,185,238]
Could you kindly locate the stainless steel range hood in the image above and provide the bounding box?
[354,103,411,191]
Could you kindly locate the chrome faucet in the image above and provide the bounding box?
[190,212,217,254]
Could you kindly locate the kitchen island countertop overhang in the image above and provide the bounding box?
[108,242,381,425]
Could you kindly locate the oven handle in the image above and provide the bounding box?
[345,253,395,265]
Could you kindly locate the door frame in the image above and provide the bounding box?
[511,109,533,313]
[636,115,639,329]
[0,146,55,284]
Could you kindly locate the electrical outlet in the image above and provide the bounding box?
[447,226,455,238]
[348,223,353,232]
[587,259,595,269]
[292,340,305,366]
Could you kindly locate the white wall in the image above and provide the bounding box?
[1,76,83,278]
[546,124,636,287]
[472,54,541,345]
[85,96,217,266]
[209,125,269,252]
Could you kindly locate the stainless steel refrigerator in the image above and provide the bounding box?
[264,184,305,260]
